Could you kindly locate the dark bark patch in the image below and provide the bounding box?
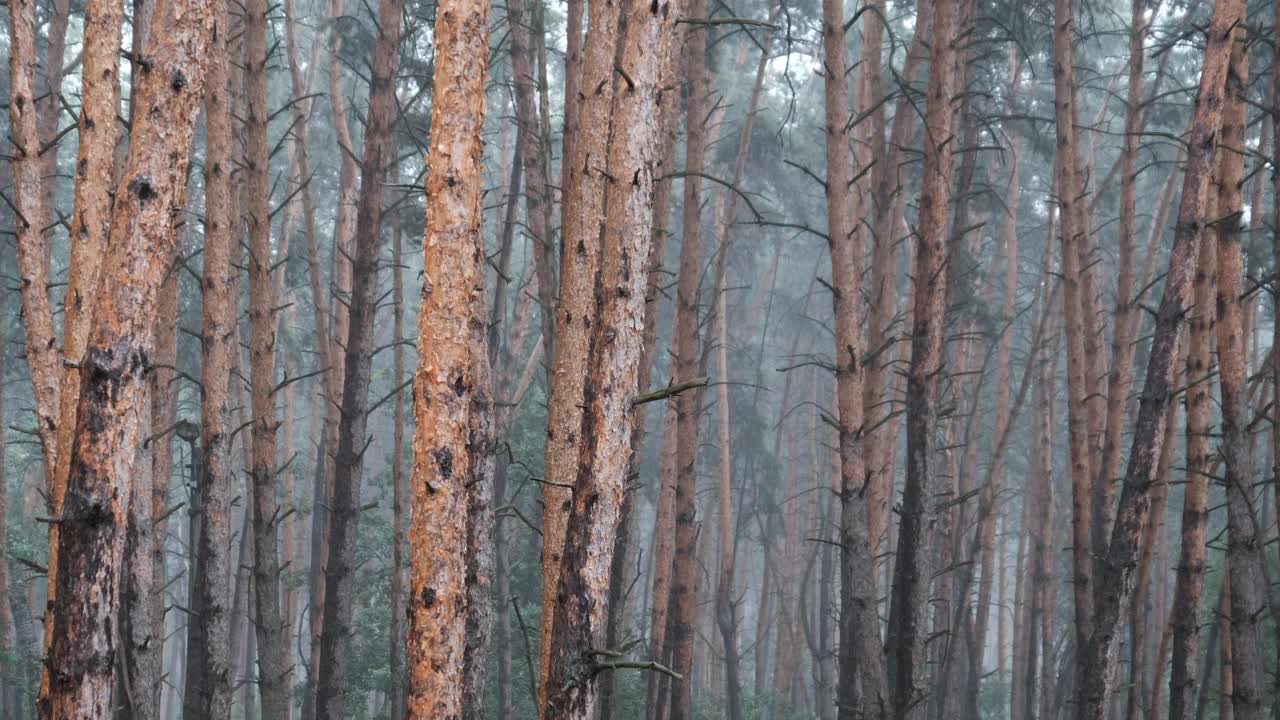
[421,586,437,609]
[129,176,158,202]
[432,447,454,479]
[170,70,188,92]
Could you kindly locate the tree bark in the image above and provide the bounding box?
[535,0,623,711]
[405,0,490,712]
[885,0,959,716]
[1212,26,1266,720]
[44,0,216,712]
[314,0,404,713]
[1074,1,1242,717]
[185,3,238,716]
[243,0,288,712]
[821,0,890,715]
[543,4,682,715]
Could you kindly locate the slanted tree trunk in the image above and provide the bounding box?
[1212,26,1266,720]
[44,0,216,712]
[406,0,490,712]
[543,5,682,715]
[314,0,404,713]
[1074,1,1243,717]
[885,0,959,716]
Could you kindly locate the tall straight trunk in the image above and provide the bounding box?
[821,0,889,715]
[1096,0,1153,569]
[1218,569,1233,720]
[1052,0,1097,653]
[1074,1,1242,717]
[885,0,959,717]
[315,0,404,713]
[1212,27,1266,720]
[389,187,408,720]
[36,0,70,225]
[244,0,288,712]
[667,8,710,719]
[601,19,688,716]
[44,0,215,711]
[0,277,17,720]
[406,0,490,712]
[864,0,932,554]
[185,4,238,716]
[543,5,681,715]
[647,409,680,720]
[967,54,1022,711]
[1270,1,1280,709]
[535,0,623,711]
[1167,139,1220,720]
[507,0,557,357]
[462,290,496,720]
[301,3,359,711]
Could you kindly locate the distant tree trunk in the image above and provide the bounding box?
[0,291,17,720]
[1052,0,1098,657]
[864,0,932,556]
[185,3,238,715]
[666,9,713,720]
[406,0,490,712]
[507,0,557,358]
[1272,2,1280,707]
[244,0,288,712]
[1096,0,1153,574]
[44,0,215,712]
[1167,128,1221,720]
[1213,26,1266,720]
[821,0,890,715]
[389,186,408,720]
[535,0,623,711]
[647,409,680,720]
[543,5,681,715]
[1074,1,1242,717]
[885,0,959,717]
[314,0,404,714]
[1218,568,1233,720]
[301,3,360,711]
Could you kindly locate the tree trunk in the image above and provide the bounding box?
[543,5,682,715]
[406,0,490,712]
[389,182,408,720]
[821,0,890,715]
[667,8,711,719]
[44,0,216,712]
[461,289,496,720]
[1074,1,1242,717]
[885,0,959,716]
[314,0,404,713]
[243,0,288,712]
[535,0,623,710]
[1212,27,1266,720]
[185,4,238,715]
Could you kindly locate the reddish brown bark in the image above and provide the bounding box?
[45,0,216,712]
[405,0,489,712]
[535,0,623,708]
[1074,1,1242,717]
[543,5,681,715]
[1213,27,1266,720]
